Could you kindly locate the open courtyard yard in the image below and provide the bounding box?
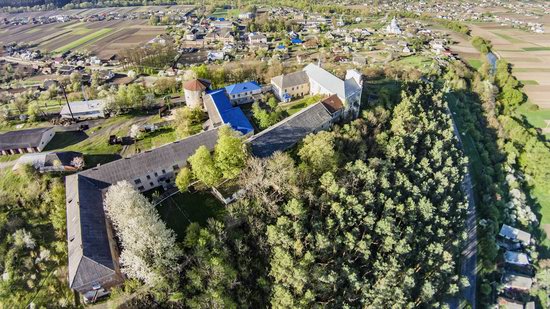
[155,190,225,241]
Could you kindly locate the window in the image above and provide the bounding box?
[162,169,166,174]
[134,179,141,184]
[154,172,158,177]
[149,182,154,187]
[173,164,179,170]
[137,186,144,191]
[146,175,151,180]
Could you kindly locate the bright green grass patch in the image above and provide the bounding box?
[156,190,224,241]
[134,127,177,151]
[491,31,524,44]
[534,188,550,224]
[52,28,112,53]
[468,59,482,70]
[520,80,539,85]
[210,8,240,18]
[397,55,434,70]
[514,68,550,73]
[516,102,550,129]
[281,95,324,116]
[25,27,42,34]
[523,47,550,51]
[71,27,93,35]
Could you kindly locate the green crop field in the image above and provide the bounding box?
[520,80,540,85]
[491,31,524,44]
[52,28,113,53]
[523,47,550,51]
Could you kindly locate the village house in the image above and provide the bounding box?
[501,272,533,292]
[248,33,268,45]
[60,99,107,120]
[0,127,55,155]
[271,71,310,102]
[499,224,532,246]
[205,29,235,44]
[504,250,530,267]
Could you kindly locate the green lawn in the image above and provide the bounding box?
[468,59,482,70]
[397,55,435,70]
[133,127,177,151]
[522,47,550,51]
[520,80,539,85]
[280,95,323,116]
[156,190,224,241]
[210,8,240,18]
[52,28,113,53]
[516,102,550,131]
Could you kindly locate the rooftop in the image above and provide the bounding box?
[206,89,254,136]
[0,127,53,151]
[67,129,221,292]
[225,81,261,95]
[248,102,332,158]
[271,71,309,89]
[499,224,531,244]
[183,78,211,91]
[60,99,106,115]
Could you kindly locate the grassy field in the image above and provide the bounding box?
[130,127,177,152]
[397,55,435,71]
[52,28,113,53]
[520,80,540,85]
[516,102,550,137]
[523,47,550,51]
[468,59,482,70]
[156,190,224,241]
[210,8,240,18]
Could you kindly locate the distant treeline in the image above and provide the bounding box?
[0,0,70,8]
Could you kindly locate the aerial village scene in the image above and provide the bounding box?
[0,0,550,308]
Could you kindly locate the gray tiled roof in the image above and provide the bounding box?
[271,71,309,89]
[248,102,332,158]
[79,129,220,185]
[67,128,220,293]
[0,127,53,150]
[66,174,114,291]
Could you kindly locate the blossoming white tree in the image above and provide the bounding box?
[104,181,182,287]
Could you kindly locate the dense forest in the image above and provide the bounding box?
[111,82,470,308]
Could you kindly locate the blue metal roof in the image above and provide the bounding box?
[291,38,303,44]
[224,81,261,95]
[209,89,254,135]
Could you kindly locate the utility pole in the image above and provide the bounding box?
[61,84,76,122]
